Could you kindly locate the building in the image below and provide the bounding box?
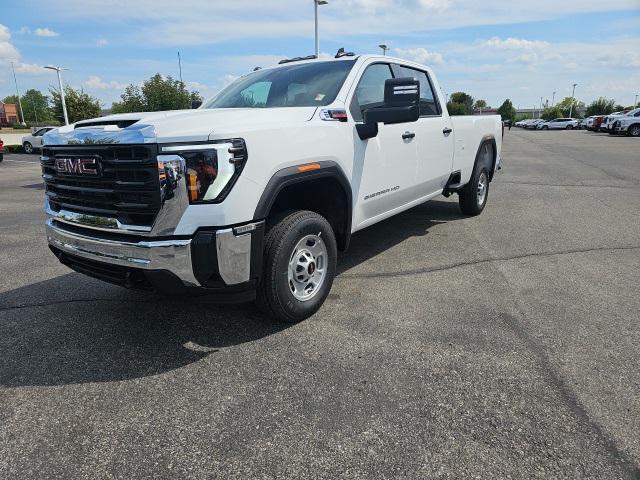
[0,102,19,127]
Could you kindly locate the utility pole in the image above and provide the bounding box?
[10,62,26,125]
[635,94,638,108]
[379,44,389,56]
[569,83,577,118]
[552,91,556,107]
[45,65,69,125]
[177,50,183,84]
[314,0,328,57]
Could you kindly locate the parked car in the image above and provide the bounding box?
[0,138,4,162]
[524,119,545,129]
[22,126,55,154]
[41,54,503,323]
[537,118,579,130]
[586,115,606,132]
[611,108,640,136]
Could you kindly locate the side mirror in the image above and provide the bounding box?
[357,78,420,140]
[191,100,203,109]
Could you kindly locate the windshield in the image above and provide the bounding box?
[203,60,356,109]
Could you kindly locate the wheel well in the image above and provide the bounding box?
[267,177,350,251]
[478,137,497,180]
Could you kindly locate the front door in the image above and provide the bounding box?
[349,63,421,230]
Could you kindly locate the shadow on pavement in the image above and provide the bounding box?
[0,199,466,388]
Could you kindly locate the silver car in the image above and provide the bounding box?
[22,126,56,154]
[537,118,579,130]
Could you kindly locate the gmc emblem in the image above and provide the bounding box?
[55,157,100,176]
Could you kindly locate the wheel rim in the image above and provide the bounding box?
[24,143,32,153]
[287,234,327,301]
[632,126,640,136]
[477,171,488,206]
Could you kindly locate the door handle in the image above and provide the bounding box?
[402,131,416,140]
[442,127,453,135]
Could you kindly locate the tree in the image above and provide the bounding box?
[474,99,488,110]
[112,74,196,113]
[111,84,146,114]
[50,86,101,124]
[448,91,474,115]
[21,89,54,124]
[447,102,467,116]
[497,99,516,122]
[554,96,585,118]
[541,106,563,121]
[585,98,616,116]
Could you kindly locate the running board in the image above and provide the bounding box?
[442,170,463,197]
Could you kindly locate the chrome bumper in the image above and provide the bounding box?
[46,219,259,288]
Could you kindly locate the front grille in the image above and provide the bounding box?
[42,144,160,227]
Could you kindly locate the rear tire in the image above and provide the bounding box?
[257,210,337,323]
[566,125,573,130]
[459,143,493,216]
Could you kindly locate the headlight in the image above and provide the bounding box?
[159,139,247,204]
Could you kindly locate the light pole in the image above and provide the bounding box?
[635,94,638,108]
[9,62,26,125]
[379,44,389,56]
[569,83,577,118]
[45,65,69,125]
[314,0,328,58]
[552,91,556,107]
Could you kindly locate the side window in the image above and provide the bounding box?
[34,128,45,136]
[392,65,441,116]
[350,63,394,122]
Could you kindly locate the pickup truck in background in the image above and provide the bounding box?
[42,53,502,322]
[611,108,640,136]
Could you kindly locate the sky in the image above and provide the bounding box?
[1,0,639,111]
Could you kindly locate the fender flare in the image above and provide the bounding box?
[478,135,498,180]
[253,160,353,250]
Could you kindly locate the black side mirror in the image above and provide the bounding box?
[358,78,420,140]
[191,100,203,109]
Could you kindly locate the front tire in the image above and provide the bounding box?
[257,210,337,323]
[629,125,640,137]
[459,143,493,216]
[23,142,34,154]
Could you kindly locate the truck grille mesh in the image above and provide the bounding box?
[41,144,161,227]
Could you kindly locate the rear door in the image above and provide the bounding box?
[391,64,454,195]
[349,62,421,229]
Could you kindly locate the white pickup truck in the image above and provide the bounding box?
[42,53,502,322]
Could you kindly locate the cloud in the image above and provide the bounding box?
[485,37,549,50]
[84,76,126,90]
[15,63,48,74]
[0,24,20,63]
[395,47,444,65]
[96,38,109,47]
[34,27,60,37]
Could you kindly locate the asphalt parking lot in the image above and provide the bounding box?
[1,130,639,479]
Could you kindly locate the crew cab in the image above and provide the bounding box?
[611,108,640,136]
[42,54,502,323]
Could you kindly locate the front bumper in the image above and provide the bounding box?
[47,219,264,296]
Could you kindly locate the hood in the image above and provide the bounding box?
[43,107,318,146]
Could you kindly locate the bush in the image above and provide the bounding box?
[10,122,29,129]
[4,145,25,153]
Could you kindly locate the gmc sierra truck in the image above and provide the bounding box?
[42,53,502,323]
